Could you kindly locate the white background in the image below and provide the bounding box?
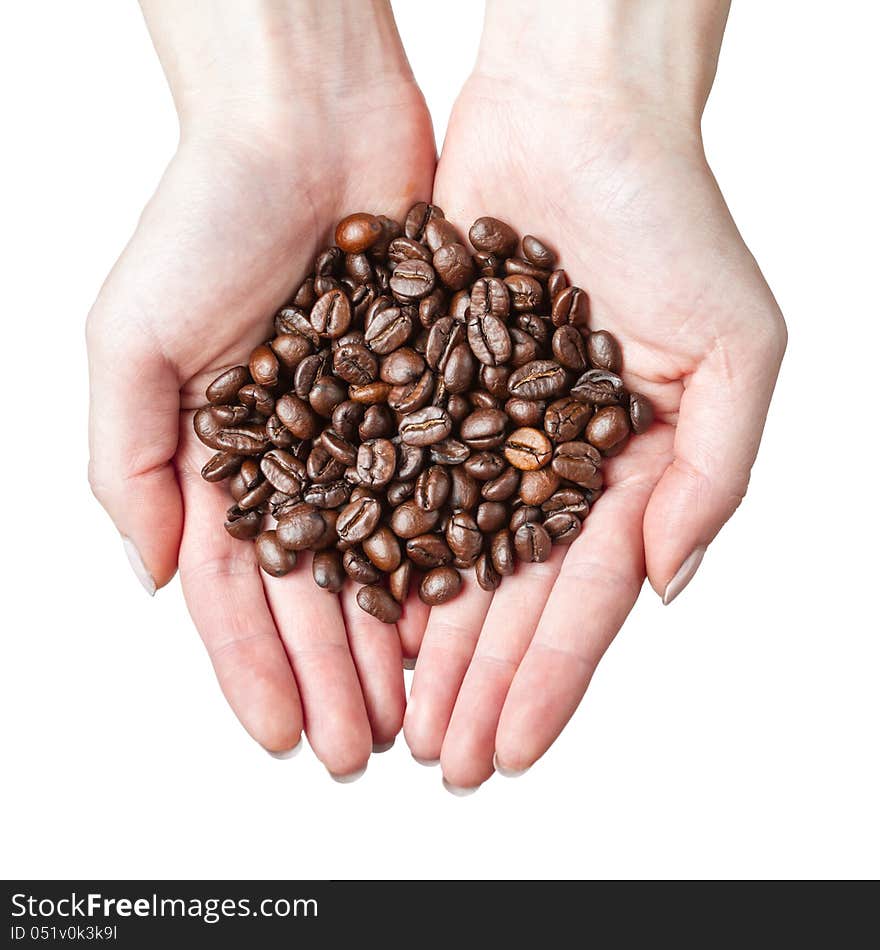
[1,1,878,880]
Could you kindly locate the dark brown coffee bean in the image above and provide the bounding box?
[369,215,402,260]
[504,256,551,282]
[271,332,312,370]
[476,501,508,533]
[315,246,343,276]
[424,217,461,251]
[390,499,439,539]
[211,404,250,427]
[276,503,326,551]
[405,534,452,570]
[294,353,328,399]
[504,274,543,312]
[405,202,444,241]
[358,403,393,440]
[224,505,261,540]
[363,526,402,572]
[390,259,436,301]
[419,566,462,605]
[468,311,511,367]
[215,422,270,456]
[443,342,476,393]
[518,467,561,505]
[546,269,568,299]
[551,441,603,489]
[446,511,482,562]
[332,342,378,385]
[433,243,476,291]
[335,212,382,254]
[399,405,452,446]
[490,529,515,576]
[430,438,471,465]
[508,359,567,401]
[345,252,373,284]
[542,488,591,520]
[379,347,424,385]
[543,511,581,545]
[509,505,542,532]
[348,381,392,404]
[552,325,588,370]
[304,480,351,509]
[414,465,451,511]
[332,400,364,440]
[193,407,225,449]
[587,330,623,373]
[480,364,511,399]
[388,236,432,266]
[260,449,306,494]
[364,305,413,354]
[460,408,508,450]
[255,530,297,577]
[201,450,243,482]
[448,467,480,510]
[249,344,279,387]
[544,397,592,442]
[309,374,347,417]
[206,366,250,405]
[320,429,357,466]
[505,397,544,427]
[629,392,655,434]
[277,305,320,345]
[482,465,521,501]
[387,368,434,414]
[310,288,352,339]
[312,549,345,592]
[571,369,625,406]
[508,327,540,368]
[469,217,518,257]
[266,413,294,448]
[343,547,381,584]
[355,438,396,488]
[306,444,345,484]
[419,288,446,327]
[357,584,401,624]
[514,522,552,563]
[464,451,506,482]
[389,560,412,603]
[385,479,414,506]
[473,250,502,276]
[551,285,589,328]
[522,234,557,270]
[475,552,501,591]
[229,459,261,501]
[275,393,319,439]
[238,477,274,511]
[504,427,553,470]
[237,383,275,417]
[425,316,460,371]
[337,496,382,544]
[396,443,425,481]
[586,405,631,452]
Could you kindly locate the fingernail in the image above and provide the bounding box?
[493,753,530,778]
[442,778,479,797]
[122,536,156,596]
[372,739,395,754]
[329,764,367,784]
[266,738,302,760]
[402,657,417,670]
[663,546,706,606]
[411,753,440,767]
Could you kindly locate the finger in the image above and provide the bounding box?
[87,312,182,593]
[263,557,372,779]
[397,583,431,666]
[643,311,787,603]
[339,582,406,749]
[494,457,658,775]
[176,431,303,755]
[403,573,492,764]
[439,547,565,790]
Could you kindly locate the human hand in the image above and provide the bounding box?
[87,0,435,774]
[404,0,787,790]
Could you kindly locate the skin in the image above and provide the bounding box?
[88,1,786,785]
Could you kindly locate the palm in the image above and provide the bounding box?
[404,77,784,788]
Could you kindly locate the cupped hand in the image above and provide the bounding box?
[87,73,436,773]
[404,74,787,789]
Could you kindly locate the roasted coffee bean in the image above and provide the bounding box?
[504,427,553,471]
[315,246,343,276]
[337,496,382,544]
[542,488,591,520]
[518,467,561,505]
[358,403,393,440]
[312,549,345,592]
[389,560,412,603]
[522,234,557,270]
[425,316,460,371]
[276,306,320,345]
[249,344,279,387]
[357,583,402,623]
[587,330,622,373]
[332,400,364,440]
[504,256,551,282]
[543,511,581,544]
[468,311,511,367]
[473,250,502,276]
[238,477,274,511]
[255,530,297,577]
[480,364,511,398]
[356,438,396,488]
[224,506,261,540]
[390,499,439,539]
[505,396,544,427]
[370,215,402,260]
[419,566,462,605]
[482,465,520,501]
[295,353,328,398]
[238,383,275,417]
[333,342,378,385]
[405,534,452,570]
[201,450,243,482]
[215,422,270,456]
[586,404,631,452]
[475,552,501,591]
[193,407,225,449]
[629,392,654,434]
[469,217,518,257]
[343,547,381,584]
[508,326,540,367]
[211,404,250,427]
[547,269,568,299]
[515,312,551,347]
[304,480,351,509]
[509,505,542,532]
[460,408,508,450]
[271,332,312,370]
[309,374,347,417]
[464,451,506,482]
[310,288,352,339]
[399,405,452,446]
[349,381,392,404]
[387,368,434,413]
[414,465,450,511]
[380,347,424,384]
[443,342,476,394]
[335,212,382,254]
[396,443,425,481]
[424,217,461,251]
[508,360,567,401]
[261,449,306,494]
[266,413,294,448]
[276,503,326,551]
[551,285,589,328]
[476,501,508,533]
[419,288,446,327]
[433,243,475,291]
[552,325,588,370]
[321,429,358,466]
[345,252,373,284]
[504,274,543,312]
[230,459,261,501]
[430,438,471,465]
[386,479,415,506]
[405,202,444,241]
[206,366,250,405]
[276,393,319,439]
[388,236,432,266]
[365,305,413,354]
[390,259,436,300]
[544,397,592,442]
[514,522,552,563]
[490,529,515,576]
[363,525,402,573]
[551,441,603,489]
[306,444,346,484]
[446,512,482,562]
[571,369,625,407]
[449,467,480,510]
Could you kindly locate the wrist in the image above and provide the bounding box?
[477,0,729,127]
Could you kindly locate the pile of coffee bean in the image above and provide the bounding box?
[194,205,654,623]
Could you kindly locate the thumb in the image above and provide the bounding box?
[643,317,786,605]
[87,286,182,594]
